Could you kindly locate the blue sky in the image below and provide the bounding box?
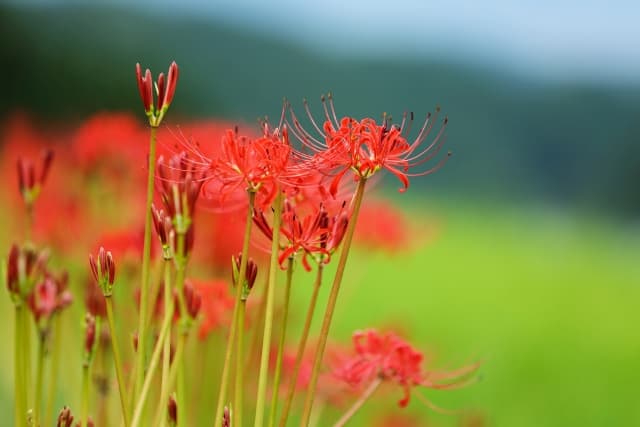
[15,0,640,84]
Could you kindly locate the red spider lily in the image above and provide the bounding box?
[253,198,350,271]
[71,113,146,175]
[85,279,107,318]
[231,253,258,294]
[333,329,478,408]
[135,61,179,126]
[286,95,450,195]
[16,149,54,206]
[181,280,202,319]
[89,247,116,296]
[27,271,73,324]
[156,152,205,235]
[355,199,410,252]
[57,406,74,427]
[190,278,235,340]
[202,124,295,210]
[84,313,97,356]
[6,243,49,298]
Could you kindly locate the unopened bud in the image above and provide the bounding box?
[56,406,74,427]
[89,247,116,296]
[84,313,96,356]
[167,394,178,426]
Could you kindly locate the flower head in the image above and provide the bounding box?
[287,95,450,195]
[88,247,116,296]
[202,124,295,210]
[135,61,179,127]
[156,152,205,236]
[333,329,478,408]
[16,149,54,206]
[6,243,49,300]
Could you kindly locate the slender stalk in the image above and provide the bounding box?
[214,191,256,425]
[278,265,324,427]
[135,125,158,401]
[174,233,188,427]
[45,315,62,426]
[234,300,246,427]
[25,204,33,244]
[160,260,173,409]
[34,330,47,427]
[268,257,294,427]
[152,332,186,427]
[22,303,32,413]
[15,304,24,427]
[300,178,367,427]
[131,301,174,427]
[80,360,91,427]
[106,298,131,427]
[254,190,284,427]
[332,378,382,427]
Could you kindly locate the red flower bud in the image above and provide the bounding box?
[167,395,178,426]
[84,313,96,355]
[56,406,74,427]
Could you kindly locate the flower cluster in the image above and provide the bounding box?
[1,61,476,427]
[333,329,479,408]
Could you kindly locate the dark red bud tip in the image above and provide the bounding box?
[56,406,74,427]
[163,61,179,109]
[156,72,166,111]
[88,255,98,284]
[222,406,231,427]
[106,251,115,285]
[17,158,26,193]
[168,395,178,425]
[40,149,54,185]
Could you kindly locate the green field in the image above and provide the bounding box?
[287,203,640,426]
[2,202,639,426]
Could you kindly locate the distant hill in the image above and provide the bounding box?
[2,4,639,214]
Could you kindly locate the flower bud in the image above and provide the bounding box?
[89,247,116,296]
[56,406,74,427]
[167,394,178,426]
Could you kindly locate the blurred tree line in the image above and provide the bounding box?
[2,4,639,216]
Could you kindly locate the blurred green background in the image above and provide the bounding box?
[1,1,639,426]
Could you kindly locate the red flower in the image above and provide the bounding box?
[333,329,478,408]
[135,61,179,126]
[253,197,350,271]
[287,96,450,195]
[190,279,235,340]
[203,124,294,210]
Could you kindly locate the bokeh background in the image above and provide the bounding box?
[1,1,640,426]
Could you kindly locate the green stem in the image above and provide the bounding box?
[135,125,158,402]
[80,361,90,427]
[278,264,324,427]
[332,378,382,427]
[254,189,284,427]
[300,178,367,427]
[131,298,174,427]
[45,315,62,426]
[152,332,186,427]
[15,304,24,427]
[106,298,131,427]
[34,329,46,427]
[22,304,32,414]
[214,191,256,425]
[174,233,188,427]
[268,257,294,427]
[160,260,173,411]
[234,301,246,427]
